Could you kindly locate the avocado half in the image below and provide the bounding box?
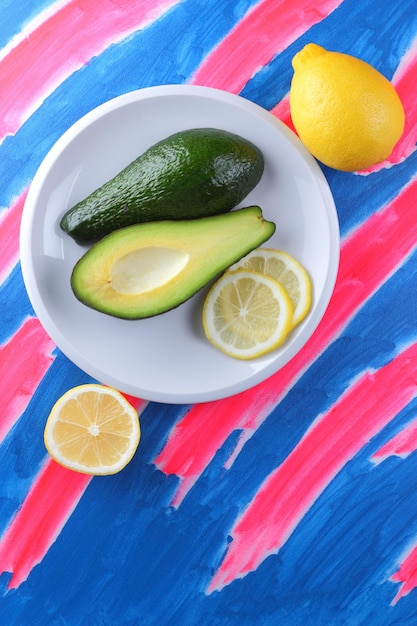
[71,206,276,319]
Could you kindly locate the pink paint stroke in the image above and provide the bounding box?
[0,191,27,284]
[385,40,417,164]
[155,175,417,505]
[392,542,417,604]
[157,393,272,507]
[361,42,417,173]
[208,340,417,593]
[270,94,296,132]
[0,396,147,589]
[0,317,55,443]
[371,415,417,463]
[0,0,181,142]
[190,0,343,93]
[0,459,91,589]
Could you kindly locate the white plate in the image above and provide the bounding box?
[20,85,339,404]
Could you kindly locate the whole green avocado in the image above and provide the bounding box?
[60,128,264,244]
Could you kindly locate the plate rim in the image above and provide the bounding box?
[20,84,340,404]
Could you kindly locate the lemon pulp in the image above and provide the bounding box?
[203,270,294,359]
[44,384,141,475]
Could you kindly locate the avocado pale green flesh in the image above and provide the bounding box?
[60,128,264,244]
[71,206,276,319]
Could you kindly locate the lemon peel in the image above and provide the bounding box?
[289,43,405,171]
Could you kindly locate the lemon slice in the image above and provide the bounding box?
[229,248,312,327]
[202,270,294,359]
[44,384,141,475]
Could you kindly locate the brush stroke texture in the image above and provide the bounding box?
[0,0,181,142]
[392,543,417,604]
[384,39,417,165]
[208,340,417,592]
[371,418,417,462]
[0,459,91,589]
[0,318,55,442]
[0,1,417,623]
[155,175,417,504]
[190,0,343,92]
[0,192,27,285]
[361,41,417,173]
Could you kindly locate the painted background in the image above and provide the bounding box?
[1,0,417,623]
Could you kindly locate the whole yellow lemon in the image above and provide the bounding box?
[289,43,405,171]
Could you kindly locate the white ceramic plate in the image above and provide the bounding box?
[20,85,339,404]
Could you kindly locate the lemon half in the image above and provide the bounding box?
[44,384,141,475]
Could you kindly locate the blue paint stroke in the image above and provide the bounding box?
[0,1,417,624]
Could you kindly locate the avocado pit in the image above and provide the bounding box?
[110,247,189,295]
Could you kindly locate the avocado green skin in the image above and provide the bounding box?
[60,128,264,244]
